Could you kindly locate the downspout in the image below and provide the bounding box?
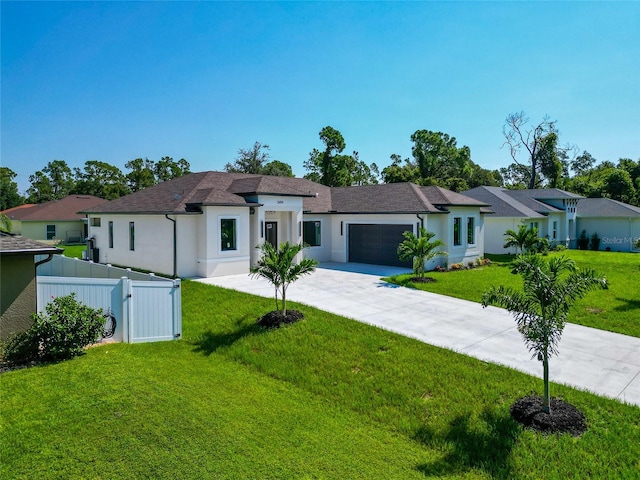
[35,254,55,269]
[165,214,177,278]
[416,214,424,235]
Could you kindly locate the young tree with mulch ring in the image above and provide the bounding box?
[251,241,318,327]
[482,254,607,435]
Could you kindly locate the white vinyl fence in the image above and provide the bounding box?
[35,255,181,343]
[36,254,167,281]
[36,275,181,344]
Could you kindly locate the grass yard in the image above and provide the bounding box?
[2,281,639,479]
[386,250,640,338]
[58,244,86,259]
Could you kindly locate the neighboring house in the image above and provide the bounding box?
[82,172,490,278]
[462,187,582,254]
[0,232,62,340]
[2,195,108,243]
[576,198,640,252]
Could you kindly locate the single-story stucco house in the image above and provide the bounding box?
[2,195,108,243]
[462,187,583,254]
[81,171,490,278]
[576,198,640,252]
[0,232,62,340]
[462,186,640,254]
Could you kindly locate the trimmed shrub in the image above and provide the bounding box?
[0,331,39,366]
[533,237,550,255]
[1,294,104,366]
[577,230,589,250]
[589,232,601,251]
[33,294,105,361]
[553,244,567,252]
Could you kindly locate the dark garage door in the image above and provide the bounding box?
[348,224,413,268]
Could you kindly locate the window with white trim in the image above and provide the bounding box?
[46,224,56,240]
[453,217,462,246]
[220,218,237,251]
[108,221,114,248]
[129,222,135,251]
[467,217,475,245]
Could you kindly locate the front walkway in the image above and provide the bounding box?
[195,263,640,407]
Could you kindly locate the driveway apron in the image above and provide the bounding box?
[195,263,640,407]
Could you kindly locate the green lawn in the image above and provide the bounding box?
[59,244,86,259]
[2,281,639,479]
[386,250,640,338]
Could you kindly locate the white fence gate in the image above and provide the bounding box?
[36,276,181,343]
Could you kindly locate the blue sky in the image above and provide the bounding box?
[2,1,639,193]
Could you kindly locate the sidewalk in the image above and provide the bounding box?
[195,263,640,407]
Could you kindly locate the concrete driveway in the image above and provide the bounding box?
[195,262,640,407]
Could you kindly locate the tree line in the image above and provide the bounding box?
[2,112,638,211]
[1,157,191,209]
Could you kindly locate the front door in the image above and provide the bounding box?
[265,221,278,247]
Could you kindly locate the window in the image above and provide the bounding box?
[220,218,237,251]
[46,224,56,240]
[129,222,135,251]
[453,217,461,246]
[90,217,101,227]
[303,221,321,247]
[530,222,539,232]
[552,221,558,240]
[467,217,475,245]
[108,221,114,248]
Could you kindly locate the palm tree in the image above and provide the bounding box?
[503,224,538,254]
[397,227,447,278]
[251,241,318,316]
[482,254,607,413]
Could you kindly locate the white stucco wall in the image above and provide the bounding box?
[248,195,304,266]
[196,206,251,277]
[445,207,484,266]
[484,216,553,254]
[88,214,177,276]
[301,214,333,263]
[576,217,640,252]
[302,210,484,269]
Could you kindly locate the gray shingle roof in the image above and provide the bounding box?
[306,183,489,214]
[324,183,440,214]
[462,186,546,218]
[82,172,487,216]
[82,172,330,214]
[577,198,640,217]
[0,232,63,255]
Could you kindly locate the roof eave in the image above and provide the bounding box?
[237,191,317,198]
[1,247,63,256]
[304,210,447,215]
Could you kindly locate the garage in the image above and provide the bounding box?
[348,224,413,268]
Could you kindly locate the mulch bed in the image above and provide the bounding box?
[258,310,304,329]
[510,395,587,436]
[408,276,437,283]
